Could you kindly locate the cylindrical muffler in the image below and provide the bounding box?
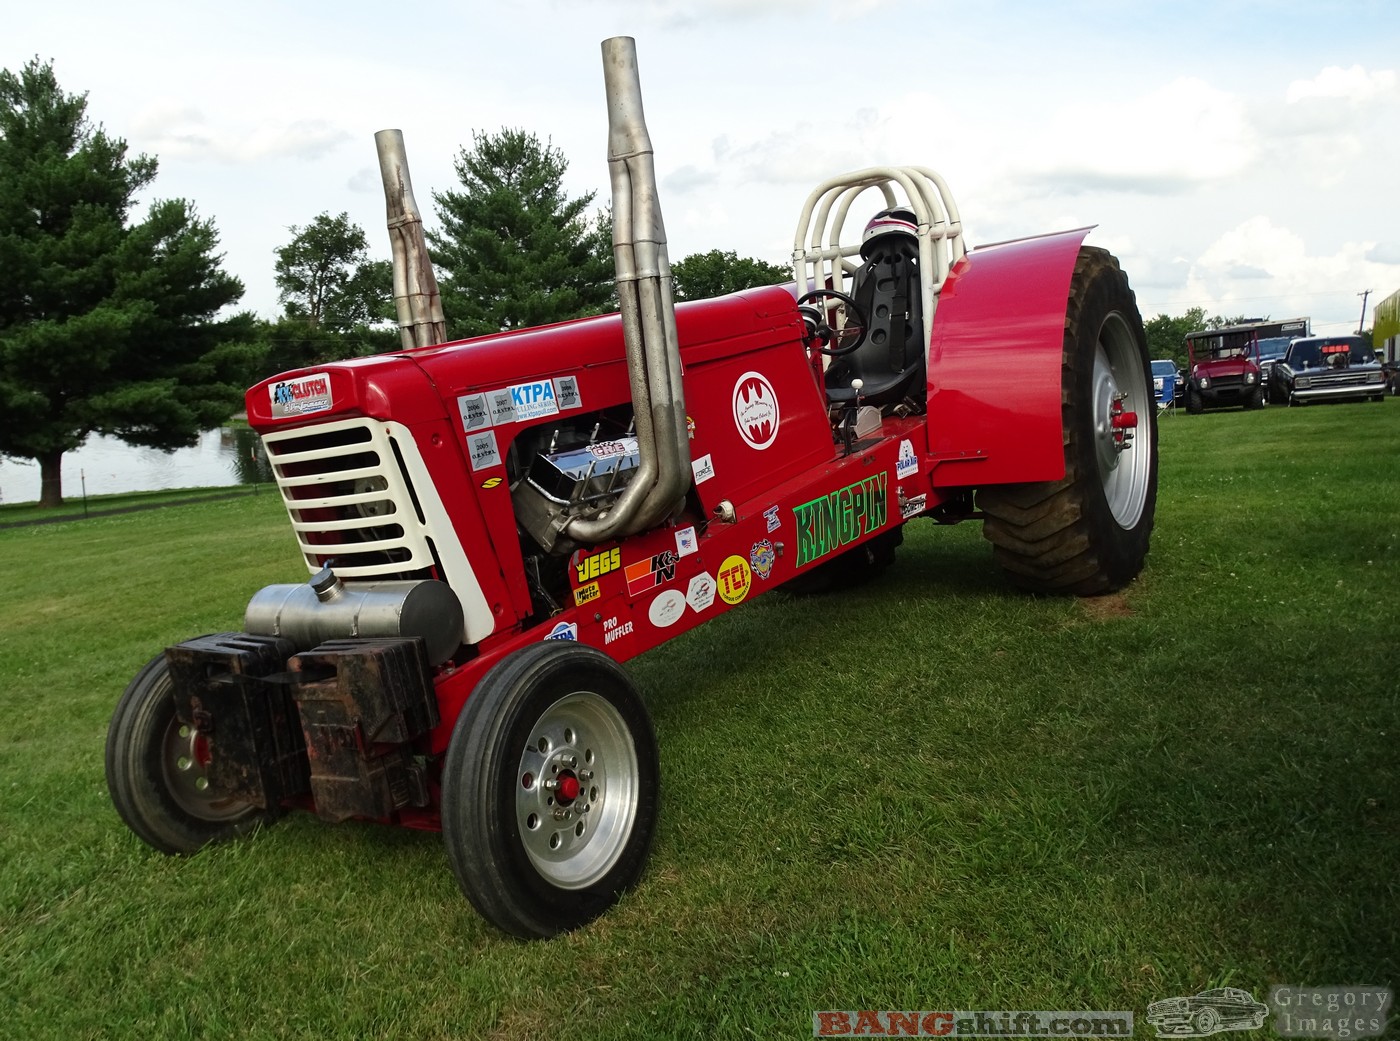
[244,572,465,666]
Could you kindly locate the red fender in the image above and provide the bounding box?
[925,227,1092,489]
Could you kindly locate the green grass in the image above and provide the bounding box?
[0,484,269,526]
[1,403,1397,1040]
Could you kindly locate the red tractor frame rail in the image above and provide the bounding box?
[106,37,1158,939]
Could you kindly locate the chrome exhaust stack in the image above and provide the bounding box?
[565,36,690,543]
[375,129,447,349]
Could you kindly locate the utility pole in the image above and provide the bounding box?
[1358,289,1371,333]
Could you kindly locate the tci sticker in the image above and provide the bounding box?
[717,554,752,605]
[269,372,333,418]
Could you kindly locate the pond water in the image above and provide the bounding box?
[0,426,272,505]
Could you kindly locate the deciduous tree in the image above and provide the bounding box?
[671,249,790,301]
[274,211,392,331]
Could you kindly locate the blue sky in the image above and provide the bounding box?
[7,0,1399,335]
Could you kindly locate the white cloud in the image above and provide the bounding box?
[1024,78,1255,193]
[1286,65,1398,104]
[1177,217,1400,329]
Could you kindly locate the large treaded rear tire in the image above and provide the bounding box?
[979,247,1157,595]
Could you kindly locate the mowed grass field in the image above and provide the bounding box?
[1,401,1396,1040]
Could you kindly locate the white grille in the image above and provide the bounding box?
[261,417,433,579]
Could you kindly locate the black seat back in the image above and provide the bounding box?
[825,239,925,406]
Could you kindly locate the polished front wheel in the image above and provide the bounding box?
[441,642,659,938]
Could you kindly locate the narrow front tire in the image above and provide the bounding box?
[441,642,660,939]
[105,653,269,854]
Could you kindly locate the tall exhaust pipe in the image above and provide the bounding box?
[565,36,690,543]
[375,129,447,349]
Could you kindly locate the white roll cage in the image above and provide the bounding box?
[791,167,966,356]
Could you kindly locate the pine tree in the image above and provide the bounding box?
[0,59,253,506]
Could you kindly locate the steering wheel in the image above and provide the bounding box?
[797,289,868,357]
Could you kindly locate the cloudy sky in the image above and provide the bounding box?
[7,0,1399,336]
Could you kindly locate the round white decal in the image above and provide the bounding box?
[732,370,779,451]
[648,589,687,628]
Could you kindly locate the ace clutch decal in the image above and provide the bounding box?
[732,370,779,450]
[269,372,332,418]
[625,550,679,596]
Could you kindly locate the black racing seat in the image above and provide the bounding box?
[825,212,926,408]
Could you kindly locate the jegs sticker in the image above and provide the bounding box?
[575,546,621,584]
[269,372,332,418]
[733,370,779,450]
[717,554,752,605]
[649,589,687,628]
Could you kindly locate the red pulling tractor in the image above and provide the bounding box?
[105,38,1158,938]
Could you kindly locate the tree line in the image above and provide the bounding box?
[0,61,789,506]
[7,60,1280,508]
